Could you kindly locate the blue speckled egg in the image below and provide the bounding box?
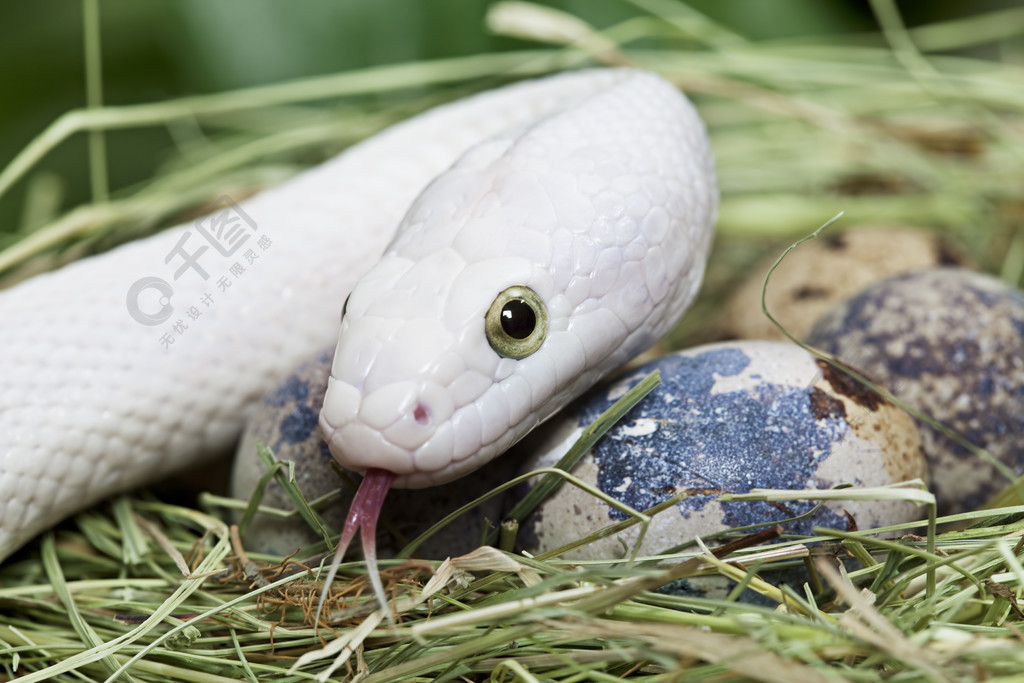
[807,267,1024,514]
[516,340,926,561]
[231,348,522,558]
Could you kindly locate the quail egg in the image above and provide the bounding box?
[807,267,1024,514]
[716,226,970,341]
[515,340,927,561]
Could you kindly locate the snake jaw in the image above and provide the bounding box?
[313,467,396,629]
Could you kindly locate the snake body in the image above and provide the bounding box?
[0,69,716,562]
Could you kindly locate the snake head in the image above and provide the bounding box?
[319,70,716,491]
[317,128,576,490]
[319,240,558,488]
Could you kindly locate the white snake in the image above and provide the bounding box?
[0,69,716,603]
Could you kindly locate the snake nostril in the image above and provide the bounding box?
[413,403,430,425]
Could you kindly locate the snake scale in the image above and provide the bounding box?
[0,69,717,607]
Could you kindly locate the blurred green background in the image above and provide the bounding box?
[0,0,1018,234]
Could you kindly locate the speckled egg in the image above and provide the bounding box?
[515,340,927,562]
[715,226,970,342]
[807,267,1024,514]
[231,348,522,558]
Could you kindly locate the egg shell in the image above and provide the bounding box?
[515,340,927,562]
[807,267,1024,515]
[715,226,970,342]
[231,348,521,558]
[654,567,813,607]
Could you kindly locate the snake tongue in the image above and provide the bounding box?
[314,467,396,628]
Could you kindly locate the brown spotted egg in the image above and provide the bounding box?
[715,226,970,342]
[807,267,1024,515]
[231,348,520,558]
[515,340,927,562]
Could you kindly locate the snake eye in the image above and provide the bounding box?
[485,285,548,359]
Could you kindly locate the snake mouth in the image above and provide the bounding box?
[319,376,460,480]
[313,467,396,627]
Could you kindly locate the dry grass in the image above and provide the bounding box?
[2,1,1024,681]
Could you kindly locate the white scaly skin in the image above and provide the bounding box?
[0,70,716,584]
[322,71,716,487]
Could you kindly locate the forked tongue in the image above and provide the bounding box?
[314,468,396,628]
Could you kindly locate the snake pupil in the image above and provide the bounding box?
[500,299,536,339]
